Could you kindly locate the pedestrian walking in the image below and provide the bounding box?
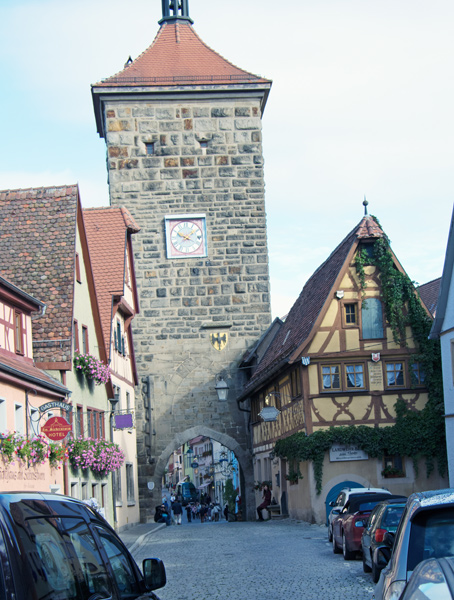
[224,503,229,521]
[186,503,192,523]
[257,484,271,521]
[172,499,183,525]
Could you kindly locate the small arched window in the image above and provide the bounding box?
[362,298,384,339]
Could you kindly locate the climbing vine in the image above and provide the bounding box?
[274,226,445,494]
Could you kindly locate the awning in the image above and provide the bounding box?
[197,481,212,489]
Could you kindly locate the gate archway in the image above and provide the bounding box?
[149,426,255,521]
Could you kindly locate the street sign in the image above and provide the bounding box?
[191,462,199,468]
[41,416,72,441]
[259,406,281,422]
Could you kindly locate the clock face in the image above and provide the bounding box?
[165,214,207,259]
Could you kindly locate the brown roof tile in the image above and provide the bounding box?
[95,21,271,87]
[0,351,69,395]
[0,186,79,363]
[245,216,385,390]
[83,207,140,357]
[418,277,441,317]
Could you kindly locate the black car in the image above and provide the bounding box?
[0,491,167,600]
[361,497,407,582]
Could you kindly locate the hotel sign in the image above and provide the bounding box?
[330,444,368,462]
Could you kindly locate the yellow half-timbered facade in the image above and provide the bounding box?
[239,212,448,523]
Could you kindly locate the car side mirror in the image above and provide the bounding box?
[375,546,391,568]
[355,520,365,528]
[143,558,167,591]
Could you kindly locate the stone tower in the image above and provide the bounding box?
[92,0,272,521]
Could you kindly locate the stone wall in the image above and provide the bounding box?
[103,96,272,521]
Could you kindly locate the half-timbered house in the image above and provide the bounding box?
[239,209,448,523]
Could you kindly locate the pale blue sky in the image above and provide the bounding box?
[1,0,453,318]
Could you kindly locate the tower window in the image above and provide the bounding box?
[146,143,155,155]
[199,140,208,155]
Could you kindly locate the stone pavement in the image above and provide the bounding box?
[120,517,375,600]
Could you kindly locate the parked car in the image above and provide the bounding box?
[400,556,454,599]
[0,491,167,600]
[332,493,403,560]
[361,497,407,582]
[327,486,391,541]
[374,488,454,600]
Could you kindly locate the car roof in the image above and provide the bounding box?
[406,488,454,518]
[341,487,391,495]
[347,494,405,512]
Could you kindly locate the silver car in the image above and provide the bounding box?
[374,488,454,600]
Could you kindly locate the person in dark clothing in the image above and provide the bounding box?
[172,499,183,525]
[185,504,192,523]
[154,504,170,526]
[224,503,229,521]
[257,484,271,521]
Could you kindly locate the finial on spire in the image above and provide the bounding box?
[363,196,369,216]
[159,0,194,24]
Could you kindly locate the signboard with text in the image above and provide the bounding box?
[329,444,368,462]
[41,416,72,441]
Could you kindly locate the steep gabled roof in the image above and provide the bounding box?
[83,207,140,361]
[430,206,454,339]
[242,215,385,393]
[418,277,441,318]
[95,21,271,88]
[0,186,79,364]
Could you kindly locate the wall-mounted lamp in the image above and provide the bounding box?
[215,377,229,401]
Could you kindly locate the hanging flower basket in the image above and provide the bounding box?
[67,436,125,477]
[73,353,110,385]
[0,432,68,469]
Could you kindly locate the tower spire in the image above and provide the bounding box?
[159,0,193,24]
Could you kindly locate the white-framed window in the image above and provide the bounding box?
[0,398,7,432]
[70,482,78,498]
[30,407,40,436]
[15,403,24,435]
[81,482,88,500]
[115,470,122,505]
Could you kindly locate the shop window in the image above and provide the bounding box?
[322,365,341,390]
[362,298,384,339]
[386,362,405,387]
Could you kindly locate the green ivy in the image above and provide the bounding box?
[274,229,446,494]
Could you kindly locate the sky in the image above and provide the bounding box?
[1,0,453,319]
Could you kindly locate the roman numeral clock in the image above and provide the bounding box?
[165,214,208,259]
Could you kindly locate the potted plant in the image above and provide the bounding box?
[381,466,405,478]
[73,353,110,385]
[67,436,125,477]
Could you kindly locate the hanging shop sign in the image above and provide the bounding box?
[41,416,72,441]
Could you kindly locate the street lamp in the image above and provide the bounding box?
[109,391,120,527]
[215,377,229,401]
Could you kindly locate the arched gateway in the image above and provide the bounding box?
[91,1,273,521]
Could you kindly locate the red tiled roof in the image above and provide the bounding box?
[244,216,385,390]
[0,186,79,364]
[0,351,69,396]
[418,277,441,317]
[95,21,271,87]
[83,207,140,358]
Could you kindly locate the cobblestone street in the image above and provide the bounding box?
[128,519,374,600]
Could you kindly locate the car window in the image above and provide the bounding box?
[408,508,454,572]
[382,506,404,528]
[367,506,381,530]
[13,515,111,600]
[95,525,140,598]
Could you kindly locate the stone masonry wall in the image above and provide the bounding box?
[104,95,272,521]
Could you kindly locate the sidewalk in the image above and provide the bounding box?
[119,521,166,554]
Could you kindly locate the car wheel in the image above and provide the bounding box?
[342,533,355,560]
[332,531,342,554]
[372,560,381,584]
[328,524,333,542]
[362,552,372,573]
